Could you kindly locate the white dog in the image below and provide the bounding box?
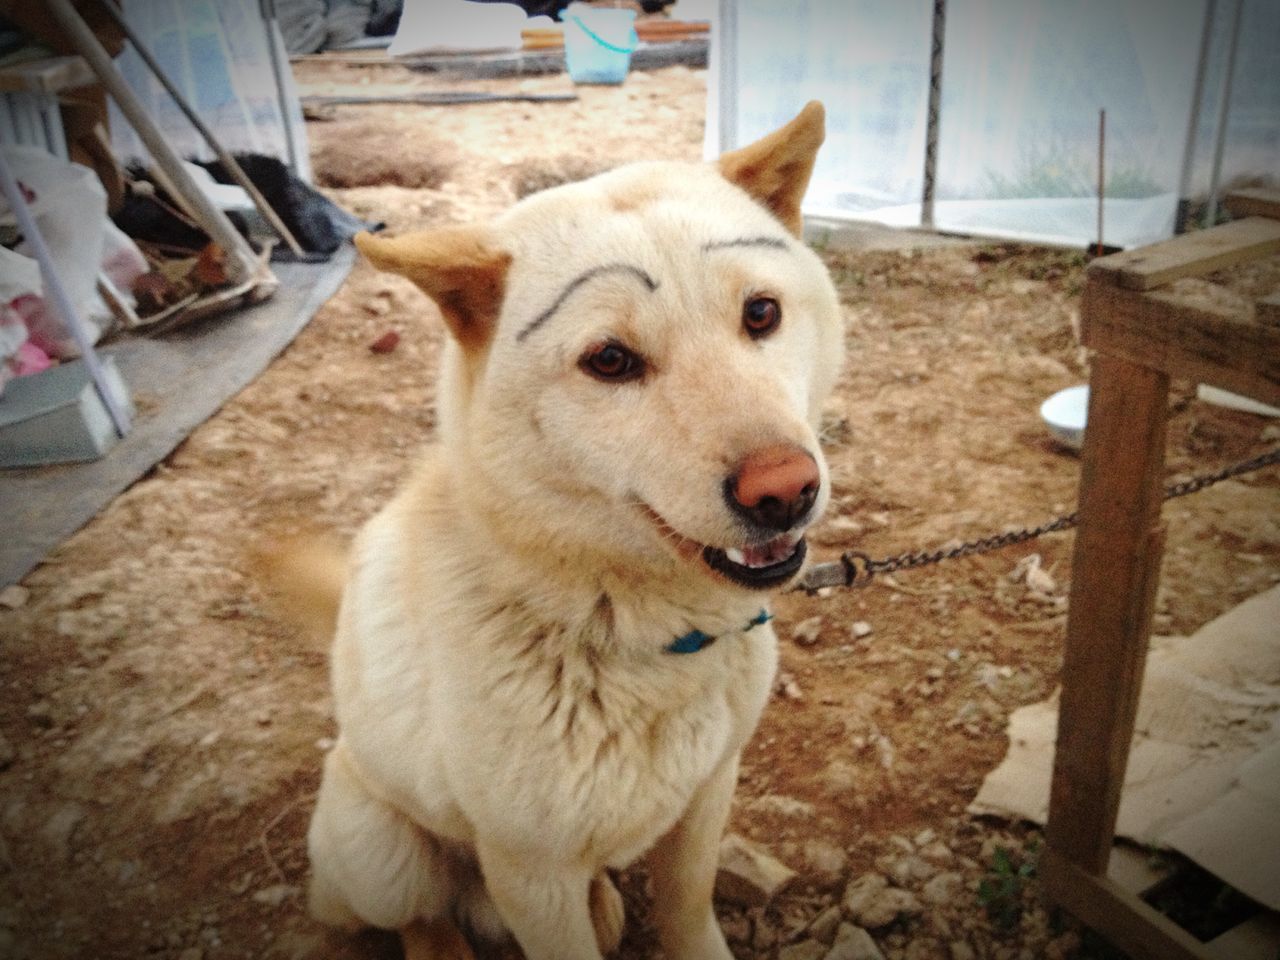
[278,102,844,960]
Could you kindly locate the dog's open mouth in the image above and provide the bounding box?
[702,534,807,589]
[639,504,809,590]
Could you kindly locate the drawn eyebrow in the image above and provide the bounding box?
[516,263,658,342]
[701,236,791,252]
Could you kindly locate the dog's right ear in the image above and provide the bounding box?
[718,100,825,237]
[354,228,511,351]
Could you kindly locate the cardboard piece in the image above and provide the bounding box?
[972,586,1280,910]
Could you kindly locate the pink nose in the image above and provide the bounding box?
[728,444,820,531]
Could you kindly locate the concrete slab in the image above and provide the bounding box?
[0,246,355,587]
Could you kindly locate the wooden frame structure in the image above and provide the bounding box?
[1043,190,1280,960]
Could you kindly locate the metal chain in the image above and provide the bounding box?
[798,446,1280,594]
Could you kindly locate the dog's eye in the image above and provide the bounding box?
[743,297,781,339]
[580,341,645,383]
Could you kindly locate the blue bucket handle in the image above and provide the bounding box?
[569,13,638,54]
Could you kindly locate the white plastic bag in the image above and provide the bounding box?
[0,147,147,357]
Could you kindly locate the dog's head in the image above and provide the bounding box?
[357,103,844,594]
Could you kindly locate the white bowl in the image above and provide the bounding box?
[1040,385,1088,451]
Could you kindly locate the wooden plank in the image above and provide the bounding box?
[1041,848,1211,960]
[1207,911,1280,960]
[0,54,94,93]
[1047,355,1169,873]
[1225,188,1280,221]
[1257,292,1280,327]
[1080,282,1280,408]
[1088,217,1280,291]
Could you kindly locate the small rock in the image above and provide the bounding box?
[912,828,937,847]
[1262,424,1280,443]
[885,854,936,886]
[716,833,797,907]
[177,948,204,960]
[251,884,298,908]
[949,942,976,960]
[851,621,873,639]
[369,330,400,354]
[842,873,923,929]
[1010,554,1056,594]
[922,872,965,906]
[842,874,888,917]
[0,585,29,609]
[807,904,844,944]
[748,794,816,819]
[919,840,954,864]
[804,839,849,877]
[826,923,885,960]
[780,939,827,960]
[781,678,805,701]
[793,616,824,646]
[886,835,915,855]
[1025,565,1056,594]
[819,759,859,795]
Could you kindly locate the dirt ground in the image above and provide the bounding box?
[2,64,1278,960]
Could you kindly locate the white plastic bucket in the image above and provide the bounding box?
[562,4,638,85]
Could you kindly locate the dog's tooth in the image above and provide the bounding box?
[726,547,748,565]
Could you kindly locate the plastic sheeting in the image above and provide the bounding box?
[110,0,311,181]
[708,0,1280,249]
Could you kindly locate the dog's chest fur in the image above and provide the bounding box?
[330,458,778,869]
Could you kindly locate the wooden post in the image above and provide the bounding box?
[1046,354,1169,873]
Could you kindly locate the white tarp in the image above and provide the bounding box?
[111,0,311,180]
[971,586,1280,911]
[709,0,1280,249]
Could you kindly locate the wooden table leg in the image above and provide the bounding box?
[1047,354,1169,873]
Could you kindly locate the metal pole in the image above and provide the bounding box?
[716,0,738,154]
[921,0,946,229]
[1204,0,1244,228]
[43,0,258,285]
[1097,108,1106,256]
[100,0,306,258]
[0,151,131,436]
[1175,0,1216,233]
[260,0,303,178]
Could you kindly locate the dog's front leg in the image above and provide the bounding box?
[647,756,738,960]
[476,841,604,960]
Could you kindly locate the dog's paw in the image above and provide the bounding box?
[589,873,625,955]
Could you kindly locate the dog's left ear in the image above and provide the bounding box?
[354,227,511,351]
[718,100,825,237]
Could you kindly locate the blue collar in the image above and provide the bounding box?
[666,609,772,655]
